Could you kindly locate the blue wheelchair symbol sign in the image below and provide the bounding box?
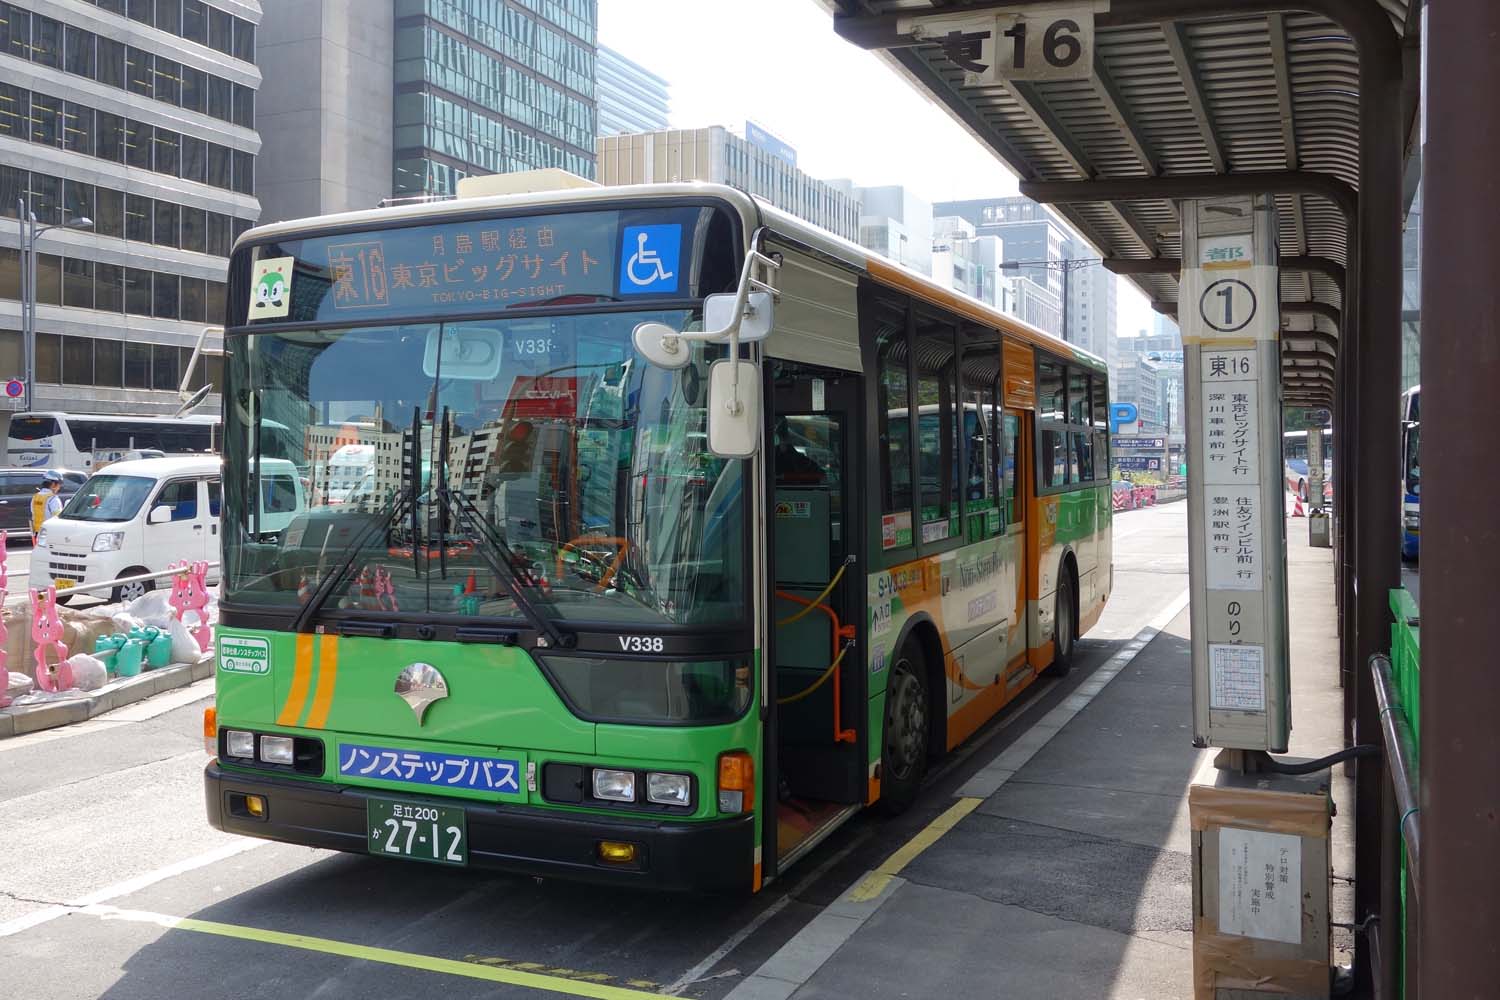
[619,225,681,295]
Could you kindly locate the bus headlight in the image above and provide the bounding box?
[225,730,256,759]
[646,772,692,807]
[92,531,125,552]
[259,735,295,765]
[591,768,636,803]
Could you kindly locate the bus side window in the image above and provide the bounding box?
[874,301,912,549]
[914,313,958,540]
[1002,413,1021,526]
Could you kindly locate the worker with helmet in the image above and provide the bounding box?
[31,470,64,538]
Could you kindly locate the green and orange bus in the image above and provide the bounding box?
[204,175,1111,891]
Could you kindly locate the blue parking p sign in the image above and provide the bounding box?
[619,225,682,296]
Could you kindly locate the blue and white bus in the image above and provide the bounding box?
[1402,385,1420,560]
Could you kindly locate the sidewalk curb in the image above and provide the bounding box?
[0,655,215,739]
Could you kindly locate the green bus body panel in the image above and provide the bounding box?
[215,628,761,825]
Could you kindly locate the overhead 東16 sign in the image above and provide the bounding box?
[901,3,1096,84]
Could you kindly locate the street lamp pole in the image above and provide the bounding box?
[16,200,92,412]
[999,256,1100,346]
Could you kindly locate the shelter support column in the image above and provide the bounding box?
[1419,2,1500,994]
[1350,13,1403,995]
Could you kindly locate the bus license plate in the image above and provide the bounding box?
[366,797,467,866]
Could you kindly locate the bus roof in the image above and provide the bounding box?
[236,179,1105,374]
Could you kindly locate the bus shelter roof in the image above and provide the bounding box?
[828,0,1421,405]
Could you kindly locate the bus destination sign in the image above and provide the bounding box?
[244,207,712,326]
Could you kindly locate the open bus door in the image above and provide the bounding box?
[763,360,866,879]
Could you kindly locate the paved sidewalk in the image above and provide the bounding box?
[731,520,1349,1000]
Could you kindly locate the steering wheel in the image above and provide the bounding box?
[555,536,633,592]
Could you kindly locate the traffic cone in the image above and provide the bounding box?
[1291,494,1306,517]
[463,569,477,596]
[359,567,380,610]
[297,572,310,605]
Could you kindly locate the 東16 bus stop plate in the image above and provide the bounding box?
[367,797,468,866]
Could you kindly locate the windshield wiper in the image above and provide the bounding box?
[290,489,408,634]
[435,407,573,649]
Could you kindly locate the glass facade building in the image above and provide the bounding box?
[392,0,597,197]
[0,0,258,414]
[597,45,667,137]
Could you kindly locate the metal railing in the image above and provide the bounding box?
[34,562,220,600]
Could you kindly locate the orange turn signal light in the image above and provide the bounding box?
[202,705,217,756]
[717,751,755,814]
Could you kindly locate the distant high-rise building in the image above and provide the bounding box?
[257,0,598,221]
[599,127,860,241]
[833,183,933,275]
[931,215,1004,307]
[597,46,668,137]
[935,195,1107,345]
[1068,262,1116,361]
[0,0,263,413]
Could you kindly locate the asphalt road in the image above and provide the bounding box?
[0,503,1191,1000]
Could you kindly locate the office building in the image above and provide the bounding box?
[598,127,860,241]
[934,195,1113,352]
[1005,272,1062,336]
[0,0,262,415]
[1067,260,1115,362]
[257,0,598,223]
[1113,354,1163,432]
[596,45,667,137]
[931,215,1005,308]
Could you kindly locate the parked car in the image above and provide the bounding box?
[33,456,305,603]
[0,468,88,539]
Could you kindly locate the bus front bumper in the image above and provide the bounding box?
[204,762,756,893]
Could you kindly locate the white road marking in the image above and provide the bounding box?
[663,829,870,995]
[1149,588,1191,631]
[0,838,266,939]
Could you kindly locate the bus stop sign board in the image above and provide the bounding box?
[1180,195,1291,753]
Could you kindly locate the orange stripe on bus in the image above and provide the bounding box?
[276,633,316,726]
[304,634,340,729]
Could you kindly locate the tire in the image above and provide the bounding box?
[877,641,931,815]
[112,570,153,605]
[1047,569,1077,677]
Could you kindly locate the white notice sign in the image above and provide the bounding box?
[1218,826,1302,944]
[1209,642,1266,711]
[1201,379,1260,485]
[1203,489,1263,590]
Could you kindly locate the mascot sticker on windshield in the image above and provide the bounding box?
[249,256,294,321]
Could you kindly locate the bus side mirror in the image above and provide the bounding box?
[707,360,760,458]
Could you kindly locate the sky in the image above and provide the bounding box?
[597,0,1157,340]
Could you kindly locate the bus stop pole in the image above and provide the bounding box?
[1420,3,1500,993]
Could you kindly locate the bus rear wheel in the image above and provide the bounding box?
[878,641,930,815]
[1048,570,1076,677]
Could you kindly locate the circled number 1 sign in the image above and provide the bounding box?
[4,379,22,399]
[1199,278,1257,334]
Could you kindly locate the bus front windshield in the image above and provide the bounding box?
[223,311,746,627]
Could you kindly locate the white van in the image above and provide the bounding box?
[34,456,305,603]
